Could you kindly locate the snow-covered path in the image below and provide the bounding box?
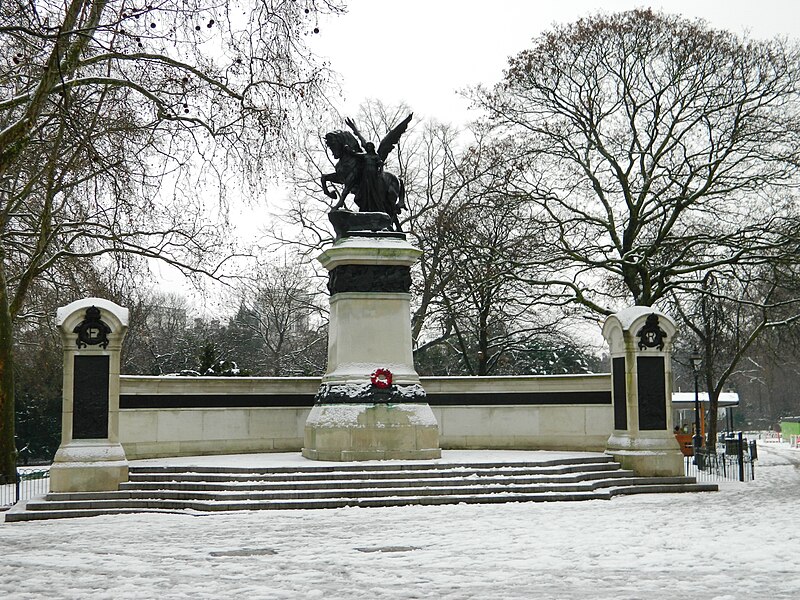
[1,445,798,600]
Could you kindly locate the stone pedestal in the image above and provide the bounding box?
[303,404,440,461]
[602,306,684,476]
[302,233,441,461]
[50,298,130,492]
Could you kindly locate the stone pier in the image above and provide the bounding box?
[50,298,130,492]
[302,231,441,461]
[603,306,684,476]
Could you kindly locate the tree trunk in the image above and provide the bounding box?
[0,262,17,484]
[477,297,490,376]
[706,384,721,453]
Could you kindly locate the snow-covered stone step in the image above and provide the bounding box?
[6,482,719,522]
[26,477,711,511]
[128,455,615,476]
[119,469,637,492]
[4,456,718,522]
[606,483,719,496]
[42,477,708,510]
[5,506,191,521]
[127,462,622,483]
[51,475,694,504]
[35,482,616,506]
[14,490,612,518]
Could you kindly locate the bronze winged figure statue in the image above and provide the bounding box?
[321,113,412,232]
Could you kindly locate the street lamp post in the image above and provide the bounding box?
[691,347,703,456]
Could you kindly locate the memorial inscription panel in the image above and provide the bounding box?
[612,356,628,430]
[72,354,110,439]
[636,355,667,430]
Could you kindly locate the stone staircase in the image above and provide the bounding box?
[5,455,717,522]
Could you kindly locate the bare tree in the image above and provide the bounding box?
[730,321,800,428]
[470,9,800,314]
[122,291,194,375]
[670,264,800,449]
[0,0,343,481]
[410,155,564,375]
[230,258,327,376]
[405,121,502,355]
[467,10,800,435]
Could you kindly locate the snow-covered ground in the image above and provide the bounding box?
[1,444,798,600]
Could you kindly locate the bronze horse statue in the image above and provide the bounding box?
[321,114,412,232]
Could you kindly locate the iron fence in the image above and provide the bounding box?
[685,432,756,483]
[0,467,50,509]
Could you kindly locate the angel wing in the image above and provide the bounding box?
[377,113,413,161]
[344,117,369,151]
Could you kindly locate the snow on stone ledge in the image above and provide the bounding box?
[608,305,670,331]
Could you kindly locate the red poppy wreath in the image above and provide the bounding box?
[370,368,393,389]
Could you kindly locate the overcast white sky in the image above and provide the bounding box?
[309,0,800,125]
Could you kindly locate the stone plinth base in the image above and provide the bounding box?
[606,432,684,477]
[302,403,441,461]
[50,440,129,492]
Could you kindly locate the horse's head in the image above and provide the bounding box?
[324,130,361,159]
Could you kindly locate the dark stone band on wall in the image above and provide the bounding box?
[328,264,412,295]
[120,390,612,409]
[426,391,611,406]
[121,394,316,409]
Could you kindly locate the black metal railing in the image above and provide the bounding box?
[685,432,756,482]
[0,467,50,509]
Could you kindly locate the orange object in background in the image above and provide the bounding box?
[675,433,694,456]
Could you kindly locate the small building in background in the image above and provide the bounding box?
[672,392,740,456]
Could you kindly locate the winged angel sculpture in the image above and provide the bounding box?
[322,114,412,231]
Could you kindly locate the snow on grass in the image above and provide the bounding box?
[1,444,798,599]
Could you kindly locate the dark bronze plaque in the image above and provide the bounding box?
[636,313,667,351]
[73,355,110,439]
[73,306,112,349]
[328,265,411,295]
[612,357,628,430]
[637,356,666,430]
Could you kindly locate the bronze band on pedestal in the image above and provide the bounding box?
[327,264,412,295]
